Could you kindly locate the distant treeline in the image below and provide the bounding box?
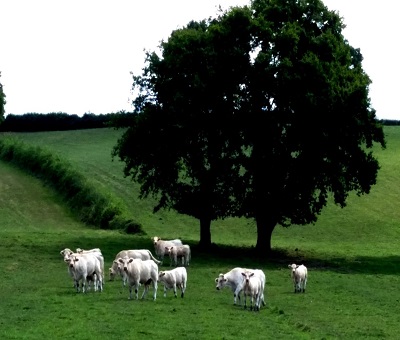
[0,112,136,132]
[380,120,400,126]
[0,112,398,132]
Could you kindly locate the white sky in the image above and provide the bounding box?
[0,0,398,120]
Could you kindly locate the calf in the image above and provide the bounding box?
[152,237,183,265]
[288,263,308,293]
[241,270,262,311]
[165,245,191,267]
[118,257,158,300]
[158,267,187,298]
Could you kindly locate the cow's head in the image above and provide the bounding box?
[165,246,173,254]
[288,263,298,275]
[109,260,122,281]
[65,255,80,268]
[215,274,228,290]
[241,271,254,284]
[152,236,161,246]
[61,248,74,262]
[118,257,134,272]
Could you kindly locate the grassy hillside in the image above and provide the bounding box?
[1,126,400,338]
[5,127,400,256]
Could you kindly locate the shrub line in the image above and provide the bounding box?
[0,136,144,234]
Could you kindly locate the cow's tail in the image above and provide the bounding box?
[148,250,162,265]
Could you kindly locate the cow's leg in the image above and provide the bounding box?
[243,293,247,310]
[97,273,103,292]
[128,284,133,300]
[82,277,87,293]
[181,281,186,298]
[163,285,167,297]
[234,286,242,305]
[141,284,149,299]
[173,283,177,298]
[152,280,157,301]
[134,283,140,300]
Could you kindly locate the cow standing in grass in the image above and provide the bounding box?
[152,237,183,265]
[65,253,103,293]
[109,249,161,285]
[215,267,266,306]
[241,270,262,311]
[288,263,308,293]
[118,257,158,300]
[158,267,187,298]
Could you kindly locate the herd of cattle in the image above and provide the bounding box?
[60,236,308,311]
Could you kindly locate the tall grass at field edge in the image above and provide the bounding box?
[0,136,143,234]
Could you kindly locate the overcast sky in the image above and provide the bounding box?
[1,0,398,120]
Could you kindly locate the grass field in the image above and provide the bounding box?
[1,126,400,339]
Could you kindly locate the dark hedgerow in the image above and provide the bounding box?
[0,136,144,234]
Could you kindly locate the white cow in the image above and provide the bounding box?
[152,237,183,265]
[215,267,245,305]
[215,267,266,306]
[165,245,191,267]
[65,253,103,293]
[158,267,187,298]
[74,248,105,285]
[288,263,308,293]
[241,270,262,311]
[109,249,161,284]
[118,257,158,300]
[76,248,102,254]
[60,248,74,259]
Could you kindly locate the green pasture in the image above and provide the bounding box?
[1,127,400,339]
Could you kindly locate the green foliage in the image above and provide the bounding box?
[113,0,385,252]
[0,136,143,234]
[0,71,5,123]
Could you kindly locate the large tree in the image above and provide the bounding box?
[113,0,385,253]
[113,8,254,247]
[0,72,5,123]
[238,0,385,252]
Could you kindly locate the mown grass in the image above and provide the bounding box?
[1,126,400,339]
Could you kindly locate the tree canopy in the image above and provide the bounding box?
[113,0,385,254]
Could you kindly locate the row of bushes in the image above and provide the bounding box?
[0,112,136,132]
[0,137,143,234]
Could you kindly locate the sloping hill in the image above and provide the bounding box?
[5,126,400,257]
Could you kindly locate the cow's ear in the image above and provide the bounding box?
[241,273,246,277]
[118,258,123,263]
[109,268,112,272]
[288,265,292,269]
[74,258,79,262]
[250,272,254,277]
[128,258,134,263]
[159,272,165,277]
[215,278,218,283]
[113,260,119,264]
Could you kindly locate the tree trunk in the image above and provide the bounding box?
[255,214,277,255]
[198,217,212,249]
